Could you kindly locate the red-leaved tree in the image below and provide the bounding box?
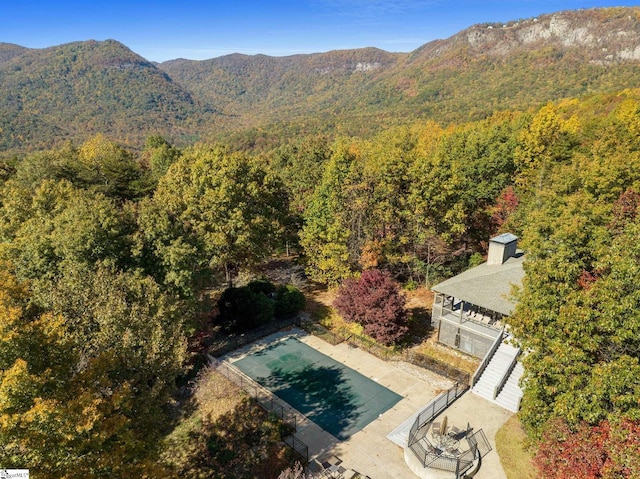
[534,419,608,479]
[490,185,519,231]
[602,418,640,479]
[333,269,408,346]
[534,418,640,479]
[609,188,640,234]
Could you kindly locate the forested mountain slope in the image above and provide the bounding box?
[160,47,400,119]
[0,40,204,152]
[391,7,640,118]
[161,7,640,130]
[163,7,640,130]
[0,43,28,63]
[2,7,640,155]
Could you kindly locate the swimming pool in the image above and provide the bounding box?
[232,336,403,440]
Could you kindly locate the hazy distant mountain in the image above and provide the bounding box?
[0,43,28,64]
[161,7,640,129]
[2,7,640,153]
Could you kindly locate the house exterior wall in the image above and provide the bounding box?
[432,292,503,358]
[438,321,496,358]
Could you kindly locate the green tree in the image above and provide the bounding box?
[454,115,519,243]
[514,104,578,195]
[269,135,331,215]
[510,191,609,434]
[510,190,640,436]
[0,179,133,285]
[0,158,16,185]
[11,137,155,201]
[138,143,289,294]
[299,138,358,286]
[11,141,79,187]
[142,135,181,181]
[42,264,188,425]
[0,264,181,478]
[77,134,151,200]
[409,113,519,250]
[356,127,416,274]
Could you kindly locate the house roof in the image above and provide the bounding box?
[432,253,525,316]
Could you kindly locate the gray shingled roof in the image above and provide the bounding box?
[432,253,525,315]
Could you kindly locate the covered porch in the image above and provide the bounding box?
[432,293,503,358]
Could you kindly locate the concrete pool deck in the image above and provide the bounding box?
[223,328,513,479]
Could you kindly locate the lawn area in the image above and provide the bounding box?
[495,415,538,479]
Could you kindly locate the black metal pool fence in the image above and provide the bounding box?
[206,317,477,470]
[209,315,301,357]
[208,356,309,463]
[209,315,471,387]
[301,320,471,386]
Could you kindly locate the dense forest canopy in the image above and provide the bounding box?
[2,6,640,478]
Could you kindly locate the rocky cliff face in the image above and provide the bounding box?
[408,7,640,65]
[461,8,640,62]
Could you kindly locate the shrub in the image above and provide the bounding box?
[217,286,275,333]
[217,279,305,332]
[404,278,418,291]
[533,418,640,479]
[247,278,277,296]
[275,284,306,317]
[468,252,484,267]
[333,268,408,346]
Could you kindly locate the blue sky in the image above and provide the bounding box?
[2,1,639,62]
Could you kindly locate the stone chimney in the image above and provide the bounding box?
[487,233,518,266]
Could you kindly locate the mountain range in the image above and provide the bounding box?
[2,7,640,154]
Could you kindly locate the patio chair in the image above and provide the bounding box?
[431,421,441,437]
[446,447,460,456]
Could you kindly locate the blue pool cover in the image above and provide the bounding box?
[232,336,403,440]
